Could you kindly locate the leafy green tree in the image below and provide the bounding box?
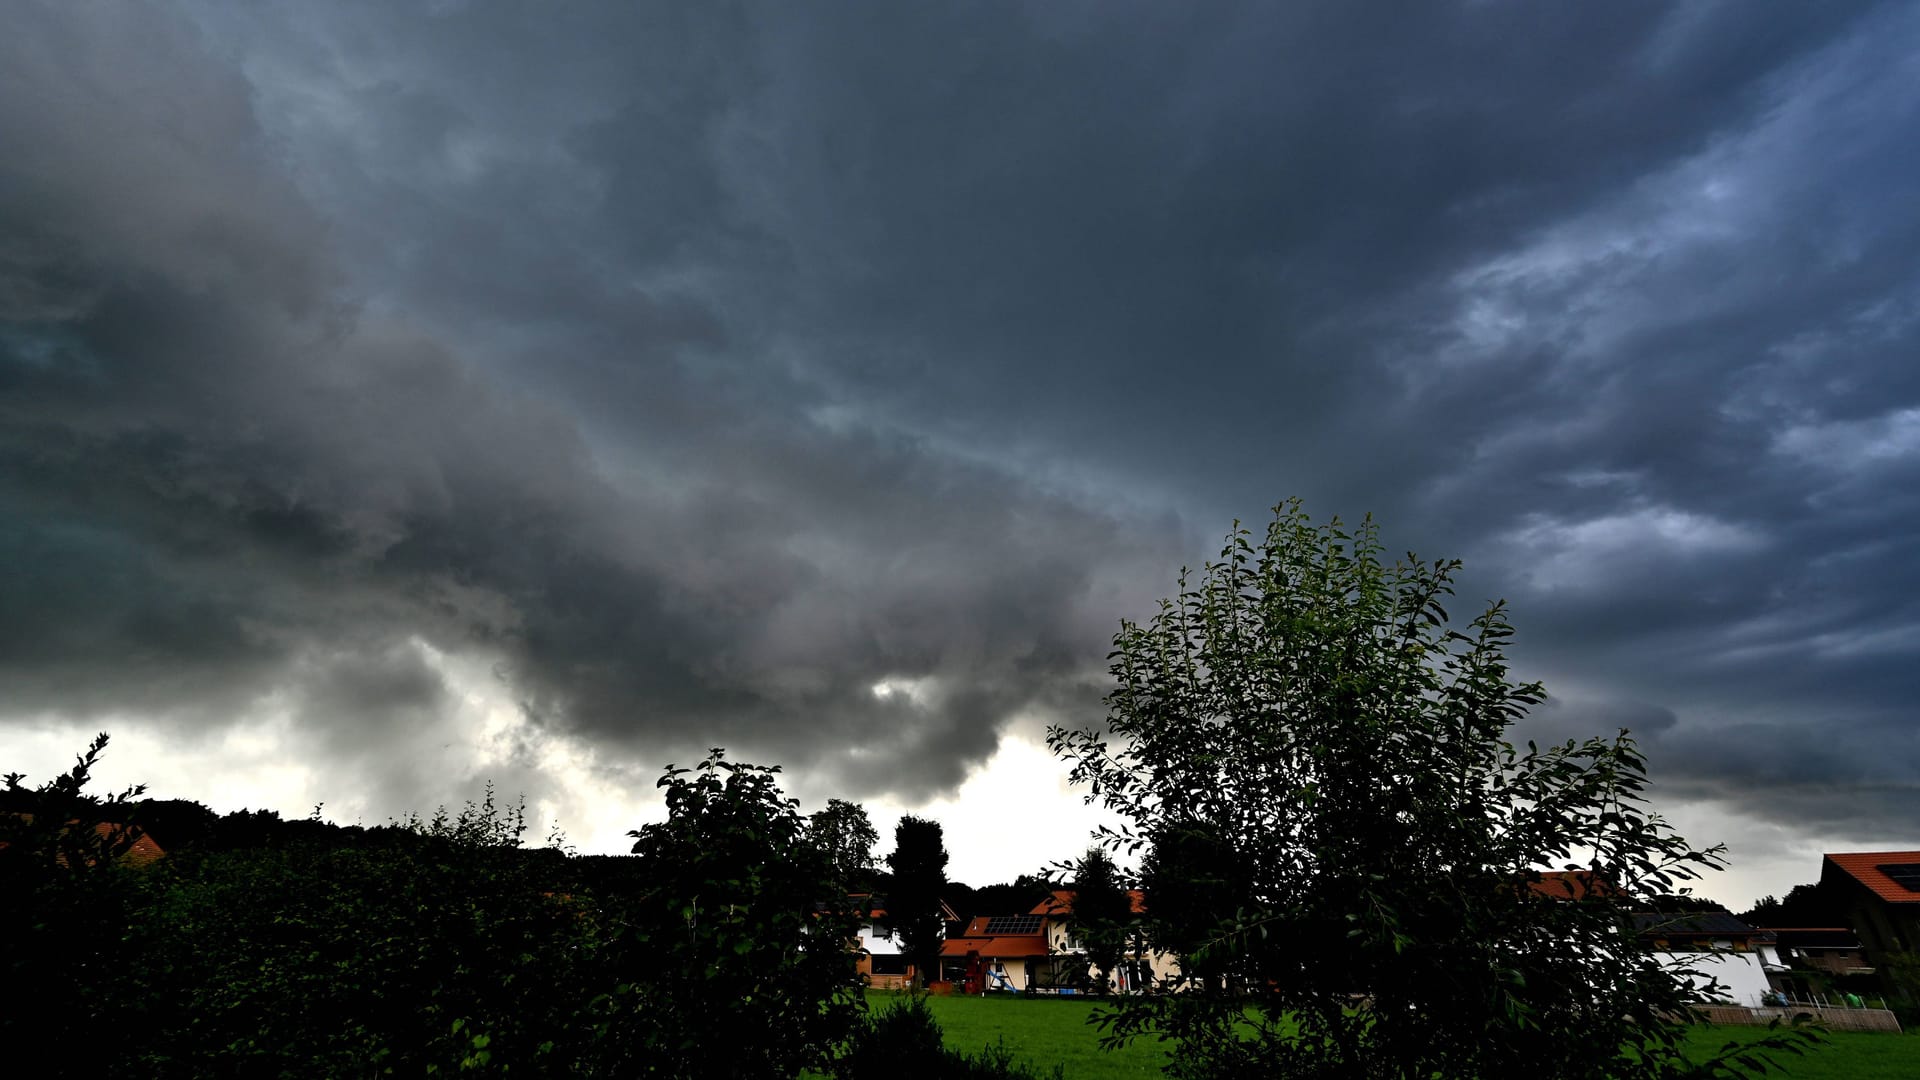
[1049,501,1815,1080]
[884,814,950,987]
[1068,846,1134,995]
[1136,820,1251,993]
[612,749,865,1078]
[811,797,881,893]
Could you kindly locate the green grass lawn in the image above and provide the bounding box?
[1675,1024,1917,1080]
[909,991,1167,1078]
[883,991,1917,1079]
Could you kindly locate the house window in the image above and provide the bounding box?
[870,954,908,976]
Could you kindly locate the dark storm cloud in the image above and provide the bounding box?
[0,0,1176,812]
[4,0,1916,848]
[724,2,1879,506]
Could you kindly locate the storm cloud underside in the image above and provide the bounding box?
[3,2,1916,881]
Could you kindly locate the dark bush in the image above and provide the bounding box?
[838,993,947,1076]
[3,738,867,1078]
[837,994,1063,1080]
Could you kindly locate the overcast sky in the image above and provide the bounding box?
[5,1,1916,906]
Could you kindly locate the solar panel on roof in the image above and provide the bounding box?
[1877,863,1920,893]
[984,914,1044,935]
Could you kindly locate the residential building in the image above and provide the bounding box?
[1820,851,1920,1003]
[1762,927,1873,978]
[1632,911,1782,1007]
[940,888,1178,994]
[850,894,960,989]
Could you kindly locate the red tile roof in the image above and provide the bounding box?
[1824,851,1920,904]
[1526,870,1623,900]
[107,823,166,867]
[940,914,1052,958]
[939,934,1050,958]
[0,815,165,867]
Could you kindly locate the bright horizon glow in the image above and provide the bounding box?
[867,732,1130,887]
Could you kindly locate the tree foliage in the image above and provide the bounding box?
[1741,881,1842,927]
[143,822,589,1074]
[884,814,951,985]
[950,873,1052,922]
[1048,501,1815,1080]
[617,749,865,1078]
[1,739,865,1078]
[1067,846,1134,994]
[810,797,881,893]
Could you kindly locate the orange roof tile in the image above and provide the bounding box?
[107,824,166,867]
[1824,851,1920,904]
[0,814,166,867]
[1526,870,1623,900]
[1031,890,1072,915]
[944,912,1054,958]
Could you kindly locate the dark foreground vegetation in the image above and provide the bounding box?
[2,737,1080,1079]
[1,502,1861,1078]
[2,737,873,1077]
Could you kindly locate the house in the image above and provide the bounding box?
[850,894,961,989]
[1761,927,1873,978]
[1632,911,1782,1007]
[1820,851,1920,998]
[1032,888,1180,993]
[939,912,1055,991]
[940,888,1179,994]
[1521,871,1782,1007]
[1755,926,1873,1003]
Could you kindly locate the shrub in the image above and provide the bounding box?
[838,994,1064,1080]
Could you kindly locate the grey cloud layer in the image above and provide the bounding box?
[1,1,1175,810]
[4,1,1915,842]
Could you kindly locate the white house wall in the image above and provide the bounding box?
[1664,949,1775,1007]
[859,924,903,956]
[1068,944,1181,992]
